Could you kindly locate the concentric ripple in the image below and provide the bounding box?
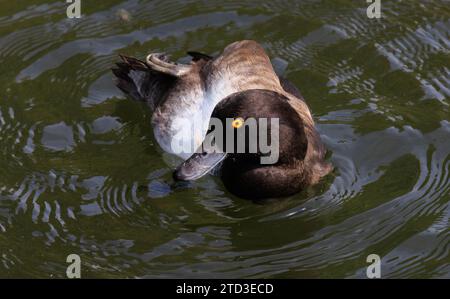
[0,0,448,278]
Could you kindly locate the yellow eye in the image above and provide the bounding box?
[231,117,244,129]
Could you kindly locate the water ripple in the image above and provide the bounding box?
[0,0,448,278]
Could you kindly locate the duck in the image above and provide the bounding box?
[112,40,310,159]
[112,40,332,198]
[173,89,333,199]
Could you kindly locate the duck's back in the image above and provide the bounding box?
[203,41,283,102]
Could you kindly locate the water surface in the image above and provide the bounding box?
[0,0,449,278]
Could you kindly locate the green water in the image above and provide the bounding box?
[0,0,449,278]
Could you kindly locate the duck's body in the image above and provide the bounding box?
[113,40,332,199]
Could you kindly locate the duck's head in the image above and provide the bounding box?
[174,89,313,199]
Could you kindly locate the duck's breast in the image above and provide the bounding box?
[152,66,211,158]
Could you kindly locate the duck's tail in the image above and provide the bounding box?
[112,54,176,109]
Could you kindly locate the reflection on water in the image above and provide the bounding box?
[0,0,449,278]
